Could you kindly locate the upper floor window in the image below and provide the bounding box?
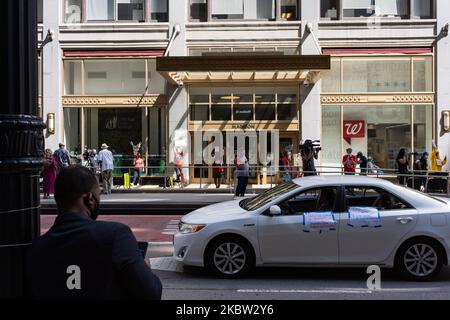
[320,0,434,20]
[38,0,43,23]
[64,0,168,23]
[190,0,300,21]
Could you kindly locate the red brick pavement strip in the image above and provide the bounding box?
[40,215,182,242]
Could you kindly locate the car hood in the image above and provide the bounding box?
[182,199,249,224]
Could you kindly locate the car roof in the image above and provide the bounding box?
[292,175,393,187]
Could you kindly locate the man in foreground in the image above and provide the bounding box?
[27,166,162,299]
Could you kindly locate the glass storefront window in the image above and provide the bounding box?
[255,105,276,120]
[343,105,411,170]
[84,60,146,95]
[190,105,209,121]
[277,104,297,120]
[324,56,433,93]
[322,105,421,171]
[234,105,253,121]
[413,56,433,92]
[342,57,411,93]
[64,108,81,155]
[321,58,341,93]
[414,105,433,156]
[64,61,82,95]
[322,105,342,172]
[255,87,275,103]
[65,0,82,23]
[147,59,166,94]
[189,86,298,122]
[211,105,232,121]
[211,0,244,19]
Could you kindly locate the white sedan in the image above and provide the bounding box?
[173,176,450,280]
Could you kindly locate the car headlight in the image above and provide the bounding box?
[178,222,206,234]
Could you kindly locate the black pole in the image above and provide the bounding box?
[0,0,45,298]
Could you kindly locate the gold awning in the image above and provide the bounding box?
[156,54,330,85]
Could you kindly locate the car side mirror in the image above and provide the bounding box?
[269,205,282,216]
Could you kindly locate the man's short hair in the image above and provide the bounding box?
[54,166,98,210]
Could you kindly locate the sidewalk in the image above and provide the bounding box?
[113,183,271,193]
[40,192,239,215]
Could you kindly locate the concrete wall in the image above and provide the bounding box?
[436,0,450,171]
[167,0,189,181]
[300,0,321,167]
[42,0,62,152]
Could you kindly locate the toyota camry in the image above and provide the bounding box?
[173,176,450,280]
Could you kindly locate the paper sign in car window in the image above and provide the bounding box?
[348,206,381,228]
[303,211,336,233]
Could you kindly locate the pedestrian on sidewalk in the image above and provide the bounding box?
[280,151,292,182]
[26,166,162,300]
[98,143,114,195]
[342,148,357,175]
[174,146,185,188]
[396,148,409,186]
[212,148,224,189]
[53,143,70,173]
[356,151,368,175]
[133,153,145,186]
[235,154,249,197]
[42,149,57,199]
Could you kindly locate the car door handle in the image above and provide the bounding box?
[397,217,414,224]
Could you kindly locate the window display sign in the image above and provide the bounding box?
[343,120,365,144]
[302,211,336,233]
[347,206,381,228]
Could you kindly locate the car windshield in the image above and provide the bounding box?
[239,182,298,211]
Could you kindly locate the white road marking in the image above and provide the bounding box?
[150,257,183,273]
[237,287,439,294]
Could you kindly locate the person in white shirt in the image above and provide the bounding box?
[98,143,114,195]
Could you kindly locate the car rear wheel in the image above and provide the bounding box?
[205,236,254,279]
[395,238,443,281]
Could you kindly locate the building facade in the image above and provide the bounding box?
[38,0,450,184]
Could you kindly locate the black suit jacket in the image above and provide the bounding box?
[26,212,162,300]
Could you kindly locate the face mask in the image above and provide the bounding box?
[85,194,100,221]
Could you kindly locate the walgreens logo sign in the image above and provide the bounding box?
[343,120,365,144]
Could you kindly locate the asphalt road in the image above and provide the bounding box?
[148,243,450,300]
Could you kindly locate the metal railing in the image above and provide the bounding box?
[82,164,450,196]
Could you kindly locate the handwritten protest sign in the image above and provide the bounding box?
[303,211,336,233]
[348,207,381,228]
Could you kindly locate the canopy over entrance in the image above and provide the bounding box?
[156,54,331,85]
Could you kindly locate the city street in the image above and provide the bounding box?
[40,214,450,300]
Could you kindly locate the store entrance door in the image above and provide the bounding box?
[189,131,299,185]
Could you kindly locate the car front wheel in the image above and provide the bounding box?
[395,238,443,281]
[205,236,254,279]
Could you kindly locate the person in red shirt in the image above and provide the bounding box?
[132,153,145,186]
[342,148,357,175]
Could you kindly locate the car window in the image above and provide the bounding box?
[345,186,411,210]
[239,182,298,211]
[277,187,338,215]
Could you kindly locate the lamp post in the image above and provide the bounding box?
[0,0,45,298]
